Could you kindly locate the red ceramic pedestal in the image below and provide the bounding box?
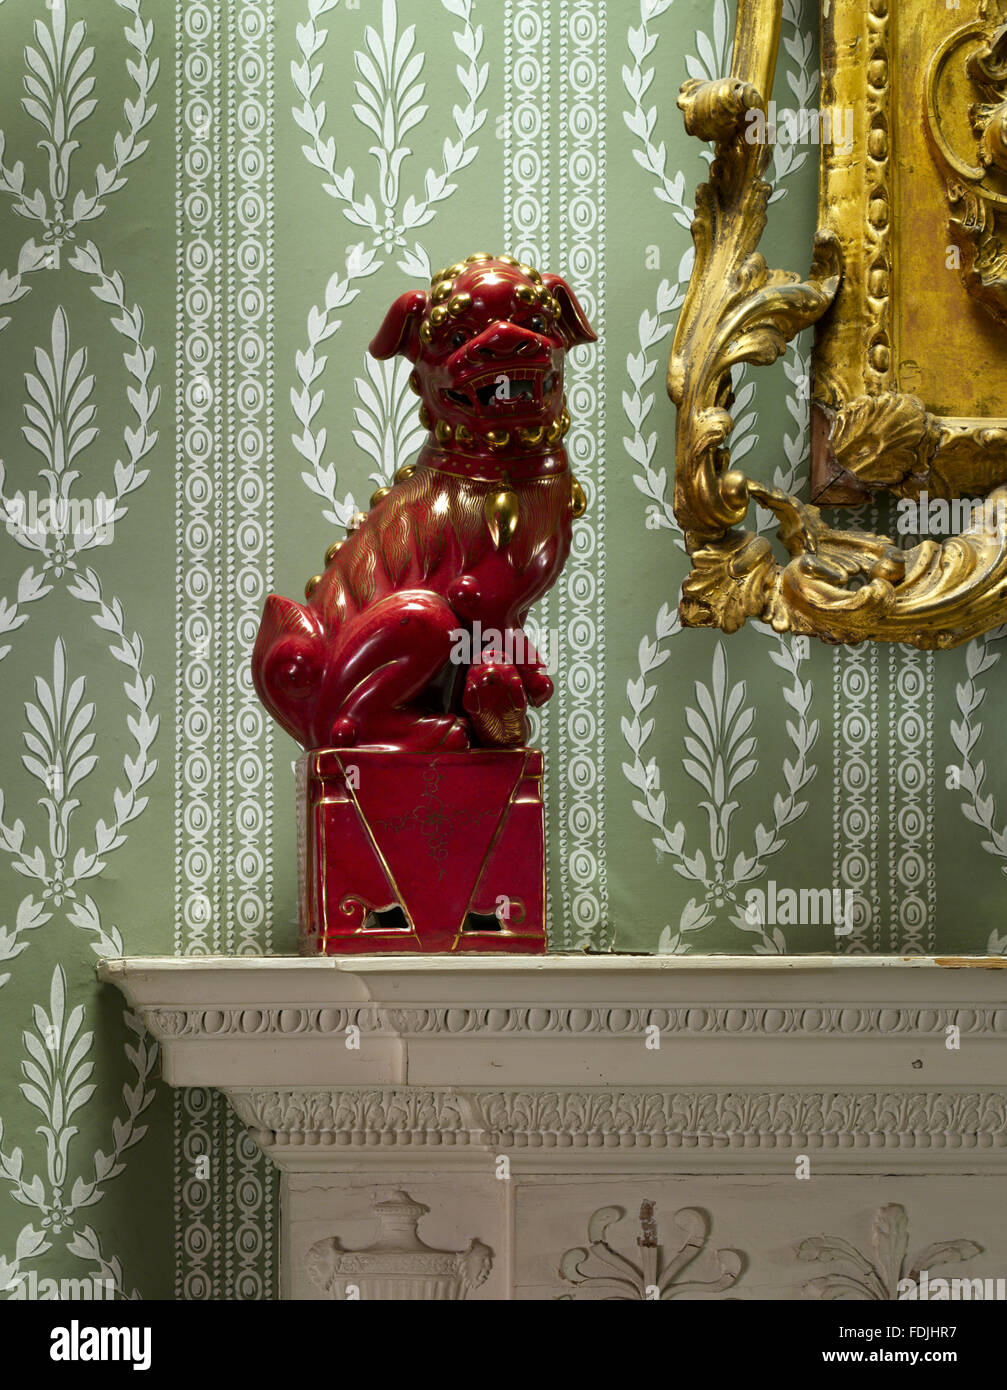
[297,749,546,954]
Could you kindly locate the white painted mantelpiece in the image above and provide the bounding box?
[99,955,1007,1300]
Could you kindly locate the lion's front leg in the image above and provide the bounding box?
[462,654,530,748]
[506,629,554,708]
[461,630,559,747]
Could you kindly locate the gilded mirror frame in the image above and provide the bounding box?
[671,0,1007,648]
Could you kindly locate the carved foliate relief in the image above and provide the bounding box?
[559,1202,742,1300]
[797,1202,983,1300]
[227,1086,1007,1153]
[555,1199,987,1301]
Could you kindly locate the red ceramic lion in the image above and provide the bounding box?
[252,253,595,752]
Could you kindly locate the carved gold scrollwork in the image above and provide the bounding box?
[671,0,1007,648]
[926,6,1007,325]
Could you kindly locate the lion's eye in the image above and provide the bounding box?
[450,329,468,348]
[529,315,547,334]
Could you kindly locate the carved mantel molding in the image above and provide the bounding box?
[99,954,1007,1160]
[224,1084,1007,1173]
[98,955,1007,1296]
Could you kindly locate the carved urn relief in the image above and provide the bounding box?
[306,1191,493,1301]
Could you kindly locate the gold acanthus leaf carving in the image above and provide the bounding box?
[669,75,842,540]
[827,393,941,496]
[681,476,1007,648]
[946,182,1007,329]
[926,10,1007,325]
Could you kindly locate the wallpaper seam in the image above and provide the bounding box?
[505,0,555,939]
[175,0,225,1300]
[558,0,608,950]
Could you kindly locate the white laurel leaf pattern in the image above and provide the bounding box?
[351,355,426,490]
[952,628,1007,951]
[0,0,162,1299]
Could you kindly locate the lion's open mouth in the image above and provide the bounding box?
[475,377,535,406]
[440,369,558,413]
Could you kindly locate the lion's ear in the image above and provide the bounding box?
[369,290,428,360]
[541,274,596,347]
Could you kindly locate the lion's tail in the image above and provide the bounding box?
[251,594,327,747]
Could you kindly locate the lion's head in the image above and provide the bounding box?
[369,253,596,460]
